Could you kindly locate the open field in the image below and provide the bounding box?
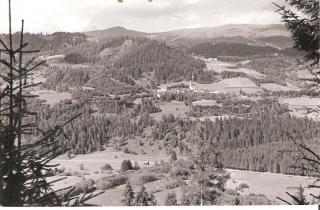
[261,83,301,92]
[192,99,218,106]
[31,89,73,105]
[86,178,183,206]
[226,169,317,202]
[51,148,169,173]
[296,69,315,80]
[159,77,262,94]
[279,96,320,120]
[205,59,265,78]
[152,100,189,120]
[195,77,262,94]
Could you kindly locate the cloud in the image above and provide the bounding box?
[0,0,282,33]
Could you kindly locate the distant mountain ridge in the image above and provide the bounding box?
[152,24,289,39]
[83,26,149,39]
[82,24,292,49]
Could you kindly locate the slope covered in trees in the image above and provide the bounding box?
[188,42,303,58]
[150,100,320,176]
[114,40,206,83]
[0,32,89,54]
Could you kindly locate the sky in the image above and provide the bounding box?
[0,0,284,34]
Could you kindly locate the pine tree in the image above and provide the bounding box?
[170,150,177,162]
[165,192,178,206]
[234,197,240,205]
[121,160,133,172]
[134,185,149,206]
[148,192,157,206]
[122,182,135,206]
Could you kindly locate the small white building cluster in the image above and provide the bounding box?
[207,57,218,62]
[156,81,220,98]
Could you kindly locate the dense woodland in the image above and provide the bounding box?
[25,92,320,177]
[113,40,206,83]
[189,42,303,59]
[151,100,320,176]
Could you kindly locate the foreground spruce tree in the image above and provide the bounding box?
[0,0,101,206]
[274,0,320,205]
[122,182,135,206]
[165,192,178,206]
[133,185,157,206]
[274,0,319,66]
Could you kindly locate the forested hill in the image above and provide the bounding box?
[113,40,206,83]
[84,26,149,39]
[188,42,302,58]
[0,32,90,54]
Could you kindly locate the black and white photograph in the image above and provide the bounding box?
[0,0,319,207]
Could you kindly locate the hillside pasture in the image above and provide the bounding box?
[152,100,189,120]
[227,169,318,203]
[192,99,218,106]
[195,77,262,94]
[205,59,265,78]
[296,69,315,80]
[261,83,301,92]
[279,96,320,120]
[31,89,72,105]
[86,178,184,206]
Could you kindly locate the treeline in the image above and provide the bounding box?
[188,99,254,117]
[198,71,248,84]
[150,100,320,176]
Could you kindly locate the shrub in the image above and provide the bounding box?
[79,164,85,171]
[238,183,250,190]
[170,151,177,162]
[134,161,140,170]
[121,160,134,172]
[71,171,80,176]
[165,178,186,189]
[58,179,95,198]
[148,162,172,174]
[170,160,194,179]
[100,169,113,175]
[165,192,178,206]
[101,163,113,171]
[171,167,190,179]
[129,172,160,185]
[225,189,239,196]
[240,193,272,205]
[96,175,128,190]
[123,147,138,155]
[58,167,66,174]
